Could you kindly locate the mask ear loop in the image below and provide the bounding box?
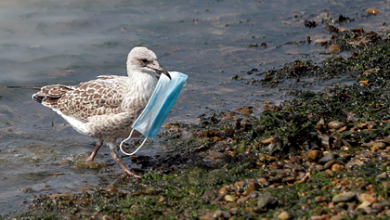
[119,129,147,156]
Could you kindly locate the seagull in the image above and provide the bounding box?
[9,47,171,178]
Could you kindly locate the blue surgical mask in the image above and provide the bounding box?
[120,71,188,155]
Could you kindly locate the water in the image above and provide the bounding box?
[0,0,389,214]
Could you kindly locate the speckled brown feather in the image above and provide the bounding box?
[37,76,131,122]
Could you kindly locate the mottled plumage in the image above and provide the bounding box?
[30,47,171,178]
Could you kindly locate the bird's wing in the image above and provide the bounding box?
[34,76,130,122]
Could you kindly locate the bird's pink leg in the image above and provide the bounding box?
[111,150,141,178]
[86,139,104,162]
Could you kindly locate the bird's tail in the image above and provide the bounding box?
[6,86,42,90]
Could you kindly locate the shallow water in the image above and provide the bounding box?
[0,0,389,214]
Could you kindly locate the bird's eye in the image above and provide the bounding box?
[141,59,148,63]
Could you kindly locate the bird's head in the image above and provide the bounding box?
[127,47,171,80]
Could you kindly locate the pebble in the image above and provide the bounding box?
[307,150,322,162]
[328,121,345,129]
[315,196,327,203]
[366,8,380,15]
[376,172,388,180]
[219,186,229,195]
[278,211,290,220]
[213,210,223,218]
[339,152,352,159]
[203,189,217,200]
[229,208,238,215]
[325,169,334,177]
[224,195,236,202]
[309,216,325,220]
[321,135,331,150]
[382,182,390,189]
[67,215,79,220]
[345,158,364,169]
[358,193,377,203]
[331,164,344,172]
[236,196,249,204]
[234,181,246,190]
[328,45,340,53]
[332,192,356,203]
[262,137,275,145]
[324,160,337,169]
[372,203,384,212]
[315,39,328,46]
[245,181,258,194]
[319,153,335,164]
[222,211,231,219]
[268,176,282,183]
[249,191,259,199]
[364,207,379,215]
[357,201,371,209]
[373,142,387,150]
[337,126,347,132]
[257,195,279,209]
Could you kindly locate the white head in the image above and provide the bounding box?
[126,47,171,80]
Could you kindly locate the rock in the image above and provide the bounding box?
[262,137,275,145]
[257,195,279,209]
[224,195,236,202]
[379,200,390,208]
[236,196,249,204]
[309,216,326,220]
[204,151,234,168]
[366,8,380,15]
[321,135,331,150]
[211,210,221,218]
[222,211,231,218]
[278,211,290,220]
[219,186,229,195]
[357,201,371,209]
[229,208,238,215]
[319,153,335,164]
[249,191,259,199]
[242,181,258,195]
[376,172,388,180]
[67,215,79,220]
[339,152,352,159]
[357,193,377,203]
[314,164,325,171]
[203,189,217,201]
[325,169,334,177]
[324,160,337,169]
[307,150,322,162]
[268,176,282,183]
[373,142,387,150]
[315,196,327,202]
[328,45,340,53]
[382,182,390,189]
[364,207,379,215]
[345,158,364,170]
[331,164,344,172]
[257,177,268,183]
[328,121,345,129]
[233,181,246,190]
[266,137,283,154]
[372,203,384,212]
[332,192,356,203]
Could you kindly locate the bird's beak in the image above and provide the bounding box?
[147,62,171,80]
